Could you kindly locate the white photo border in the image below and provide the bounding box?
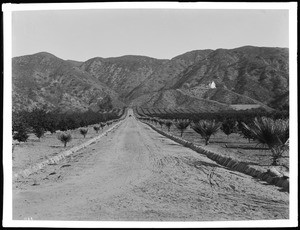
[2,2,298,228]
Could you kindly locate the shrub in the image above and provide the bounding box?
[175,120,191,137]
[57,132,72,147]
[191,120,221,145]
[93,126,100,133]
[242,117,289,166]
[79,128,88,138]
[165,120,173,132]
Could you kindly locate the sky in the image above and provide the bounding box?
[12,9,289,61]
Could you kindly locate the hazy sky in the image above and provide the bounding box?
[12,9,289,61]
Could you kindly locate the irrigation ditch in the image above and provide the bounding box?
[141,120,289,192]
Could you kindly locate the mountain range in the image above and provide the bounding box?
[12,46,289,113]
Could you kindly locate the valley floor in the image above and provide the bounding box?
[13,110,289,221]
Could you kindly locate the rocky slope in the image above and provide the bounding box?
[12,46,289,112]
[128,46,288,109]
[80,55,167,99]
[12,52,124,112]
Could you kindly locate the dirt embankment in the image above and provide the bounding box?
[13,110,289,221]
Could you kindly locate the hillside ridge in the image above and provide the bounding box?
[12,46,289,112]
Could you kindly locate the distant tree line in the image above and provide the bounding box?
[12,106,126,142]
[135,107,289,123]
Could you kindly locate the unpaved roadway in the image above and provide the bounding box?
[13,109,289,221]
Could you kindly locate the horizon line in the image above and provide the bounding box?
[12,45,289,62]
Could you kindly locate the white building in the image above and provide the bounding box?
[209,81,216,89]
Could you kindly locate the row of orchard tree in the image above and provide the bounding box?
[12,106,126,143]
[137,110,289,166]
[136,107,288,122]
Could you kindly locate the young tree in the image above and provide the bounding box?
[79,128,88,138]
[242,117,289,166]
[57,132,72,147]
[100,122,106,130]
[27,107,48,135]
[79,119,87,128]
[33,126,45,140]
[238,120,256,143]
[191,120,221,145]
[175,120,191,137]
[12,110,30,132]
[158,120,165,129]
[57,117,69,131]
[165,120,173,132]
[12,112,30,142]
[93,126,100,133]
[13,123,29,142]
[44,113,58,133]
[66,116,78,130]
[221,119,237,137]
[153,118,159,125]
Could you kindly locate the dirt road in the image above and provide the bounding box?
[13,109,289,221]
